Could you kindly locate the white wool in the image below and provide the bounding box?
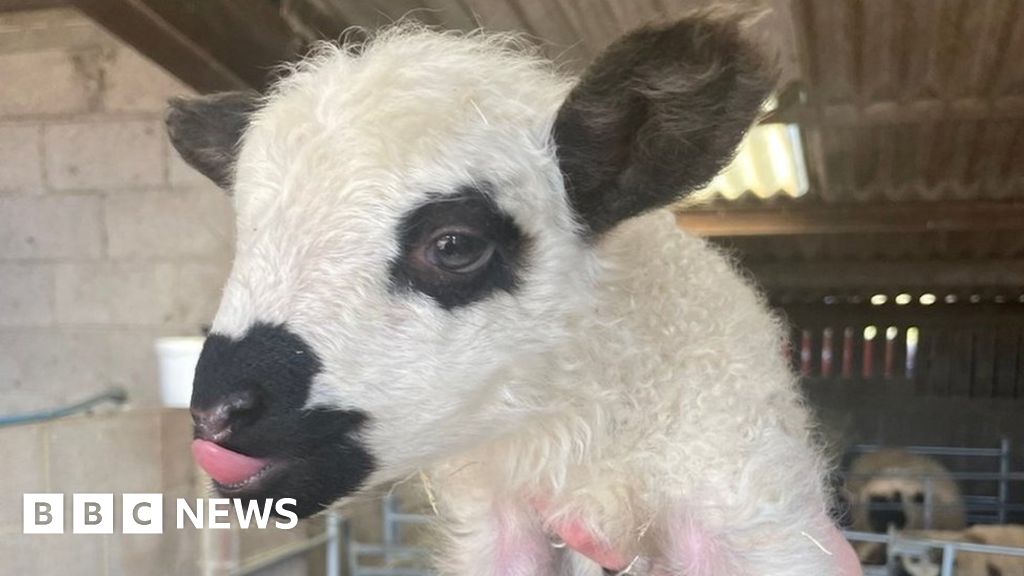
[433,214,834,575]
[212,27,839,575]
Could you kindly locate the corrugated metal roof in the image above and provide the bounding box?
[793,0,1024,107]
[780,0,1024,203]
[691,123,810,201]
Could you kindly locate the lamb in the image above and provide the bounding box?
[845,449,966,564]
[168,14,860,576]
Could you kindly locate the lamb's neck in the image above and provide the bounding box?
[465,353,653,502]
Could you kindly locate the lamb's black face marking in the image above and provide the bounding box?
[390,185,526,309]
[868,493,907,532]
[191,323,375,518]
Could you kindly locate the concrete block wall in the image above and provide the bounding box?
[0,8,234,412]
[0,409,316,576]
[2,10,455,575]
[0,9,320,576]
[0,410,204,575]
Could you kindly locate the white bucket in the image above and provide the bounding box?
[155,337,205,408]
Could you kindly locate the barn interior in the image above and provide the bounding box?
[1,0,1022,574]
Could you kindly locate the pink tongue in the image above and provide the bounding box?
[191,439,270,486]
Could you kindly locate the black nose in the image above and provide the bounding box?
[191,390,261,441]
[191,323,322,447]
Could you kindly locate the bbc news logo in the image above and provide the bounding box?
[23,494,298,534]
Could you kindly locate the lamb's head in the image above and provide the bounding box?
[862,476,928,532]
[168,16,773,517]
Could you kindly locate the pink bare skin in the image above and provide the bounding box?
[543,512,863,576]
[826,524,864,576]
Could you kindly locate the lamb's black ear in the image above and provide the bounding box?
[165,91,260,192]
[553,15,776,235]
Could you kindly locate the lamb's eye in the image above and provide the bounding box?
[390,187,525,309]
[427,231,495,273]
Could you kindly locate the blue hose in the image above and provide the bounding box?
[0,388,128,428]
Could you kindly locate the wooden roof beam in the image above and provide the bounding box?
[767,95,1024,127]
[0,0,68,11]
[676,200,1024,237]
[745,259,1024,292]
[70,0,300,92]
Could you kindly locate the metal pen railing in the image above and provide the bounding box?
[230,511,343,576]
[346,494,434,576]
[846,530,1024,576]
